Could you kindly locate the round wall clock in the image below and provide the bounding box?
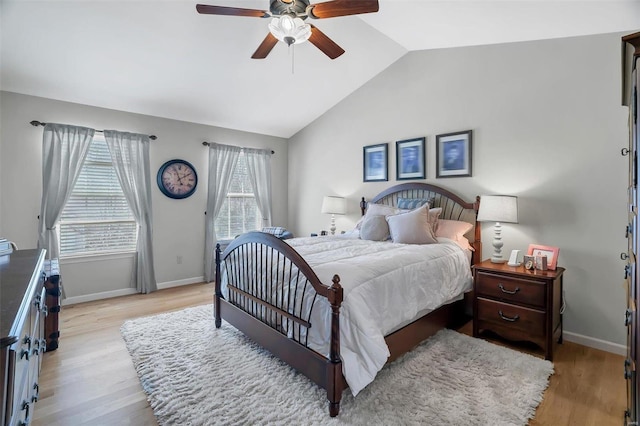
[157,159,198,199]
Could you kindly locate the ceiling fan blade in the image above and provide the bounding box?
[308,25,345,59]
[308,0,379,19]
[251,33,279,59]
[196,4,270,18]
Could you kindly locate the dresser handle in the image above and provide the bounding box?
[622,148,630,156]
[498,284,520,295]
[626,309,633,326]
[498,310,520,322]
[621,252,629,260]
[21,400,30,420]
[20,349,29,361]
[624,359,633,380]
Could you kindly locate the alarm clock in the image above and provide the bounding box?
[157,159,198,199]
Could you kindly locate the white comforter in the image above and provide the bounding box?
[223,234,472,396]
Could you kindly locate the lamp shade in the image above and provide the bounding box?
[321,196,346,215]
[477,195,518,223]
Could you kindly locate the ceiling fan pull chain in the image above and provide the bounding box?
[291,44,295,74]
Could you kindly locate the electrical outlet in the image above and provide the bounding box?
[177,255,183,264]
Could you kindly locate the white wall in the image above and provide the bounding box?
[0,92,288,302]
[288,33,630,350]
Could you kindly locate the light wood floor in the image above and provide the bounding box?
[32,283,625,425]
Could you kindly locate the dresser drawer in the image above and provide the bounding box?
[476,271,546,308]
[476,297,546,338]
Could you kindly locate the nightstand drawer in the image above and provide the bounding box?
[476,297,546,337]
[476,271,546,308]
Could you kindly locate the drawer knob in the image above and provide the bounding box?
[498,283,520,295]
[498,310,520,322]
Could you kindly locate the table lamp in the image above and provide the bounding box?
[321,196,346,235]
[477,195,519,263]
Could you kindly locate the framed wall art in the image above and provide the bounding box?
[527,244,560,270]
[436,130,472,178]
[363,143,388,182]
[396,137,425,180]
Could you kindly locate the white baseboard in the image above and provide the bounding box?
[63,288,138,306]
[157,276,205,290]
[62,277,206,306]
[563,331,626,356]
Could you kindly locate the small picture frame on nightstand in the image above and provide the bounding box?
[523,255,535,270]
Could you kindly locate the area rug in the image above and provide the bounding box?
[121,304,554,426]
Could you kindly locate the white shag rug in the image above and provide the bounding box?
[121,304,553,426]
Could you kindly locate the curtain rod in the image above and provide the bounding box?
[202,141,274,154]
[30,120,157,140]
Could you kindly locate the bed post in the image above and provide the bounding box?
[327,274,344,417]
[473,195,482,264]
[214,243,222,328]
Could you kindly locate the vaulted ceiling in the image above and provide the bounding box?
[2,1,639,138]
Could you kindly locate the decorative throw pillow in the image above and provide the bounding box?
[357,204,401,229]
[386,204,438,244]
[427,207,442,232]
[360,215,391,241]
[396,197,434,210]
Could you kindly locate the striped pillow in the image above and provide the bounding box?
[397,197,434,210]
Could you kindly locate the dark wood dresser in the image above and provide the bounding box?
[623,30,640,426]
[472,260,564,361]
[0,249,47,426]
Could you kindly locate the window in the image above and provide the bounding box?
[59,135,137,257]
[214,152,261,240]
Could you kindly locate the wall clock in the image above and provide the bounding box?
[157,159,198,199]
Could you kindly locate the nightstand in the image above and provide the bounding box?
[472,260,564,361]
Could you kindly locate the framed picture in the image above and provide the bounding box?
[396,137,425,180]
[527,244,560,271]
[436,130,472,178]
[363,143,388,182]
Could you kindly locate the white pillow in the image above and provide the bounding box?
[360,215,391,241]
[386,204,438,244]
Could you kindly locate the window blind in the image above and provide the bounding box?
[59,136,137,256]
[214,152,261,240]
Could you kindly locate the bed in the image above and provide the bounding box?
[214,182,481,416]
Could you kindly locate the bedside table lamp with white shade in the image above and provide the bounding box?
[321,196,346,235]
[477,195,519,263]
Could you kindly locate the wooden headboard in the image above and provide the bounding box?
[361,182,481,262]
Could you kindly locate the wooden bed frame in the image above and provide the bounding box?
[214,182,481,417]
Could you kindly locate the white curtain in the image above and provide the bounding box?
[103,130,157,294]
[244,148,273,228]
[37,123,95,259]
[204,143,241,282]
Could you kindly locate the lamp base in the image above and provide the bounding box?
[490,222,505,264]
[330,214,336,236]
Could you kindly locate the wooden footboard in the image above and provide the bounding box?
[214,231,346,416]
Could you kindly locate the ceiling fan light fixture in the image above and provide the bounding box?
[268,15,311,46]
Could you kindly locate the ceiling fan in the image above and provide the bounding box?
[196,0,379,59]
